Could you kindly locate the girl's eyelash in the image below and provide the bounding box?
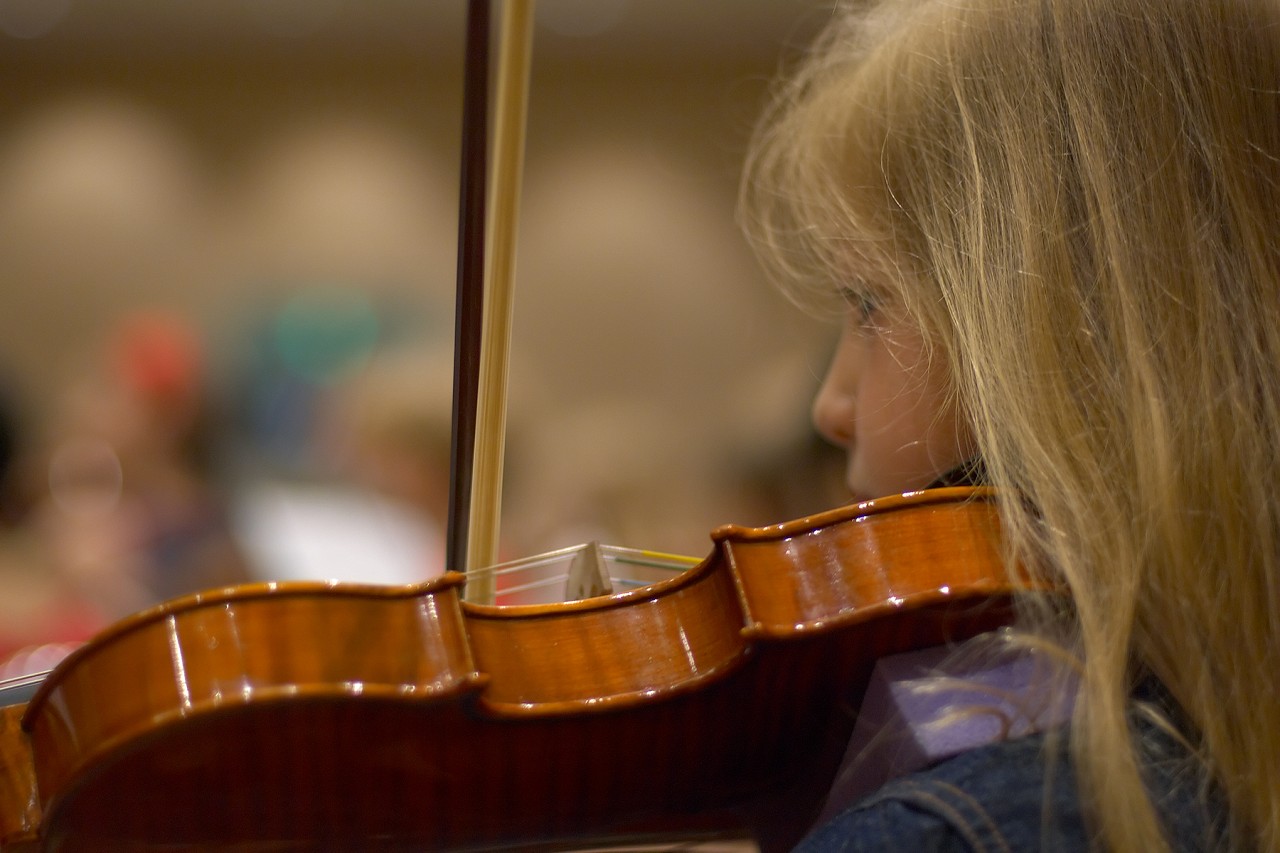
[838,287,880,323]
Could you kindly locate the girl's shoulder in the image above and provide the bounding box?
[795,730,1086,852]
[795,687,1223,852]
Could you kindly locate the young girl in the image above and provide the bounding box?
[741,0,1280,850]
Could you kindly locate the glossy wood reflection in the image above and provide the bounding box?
[0,705,38,852]
[6,487,1028,851]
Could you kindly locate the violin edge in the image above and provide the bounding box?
[712,486,997,543]
[19,573,469,730]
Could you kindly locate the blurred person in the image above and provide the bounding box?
[31,310,249,623]
[0,376,101,679]
[230,338,453,585]
[321,344,453,544]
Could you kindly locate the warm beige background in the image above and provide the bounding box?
[0,0,846,567]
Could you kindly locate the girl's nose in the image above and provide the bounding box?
[812,329,860,448]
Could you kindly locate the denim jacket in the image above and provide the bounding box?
[793,690,1224,852]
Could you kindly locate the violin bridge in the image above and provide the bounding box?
[565,541,614,600]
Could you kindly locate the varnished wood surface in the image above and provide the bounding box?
[7,487,1027,851]
[722,488,1016,635]
[0,705,37,851]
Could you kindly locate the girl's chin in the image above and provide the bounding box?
[846,479,884,504]
[845,471,878,504]
[846,463,898,503]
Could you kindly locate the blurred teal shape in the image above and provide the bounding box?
[272,288,379,385]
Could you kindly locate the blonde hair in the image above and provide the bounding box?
[742,0,1280,850]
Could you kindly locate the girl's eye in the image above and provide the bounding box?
[839,287,880,326]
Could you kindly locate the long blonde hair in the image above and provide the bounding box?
[742,1,1280,850]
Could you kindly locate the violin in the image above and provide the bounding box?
[1,487,1023,851]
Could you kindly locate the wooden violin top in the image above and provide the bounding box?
[2,487,1029,852]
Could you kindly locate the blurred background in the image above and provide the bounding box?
[0,0,848,677]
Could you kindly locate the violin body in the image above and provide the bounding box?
[2,487,1023,851]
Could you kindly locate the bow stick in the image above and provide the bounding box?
[447,0,534,601]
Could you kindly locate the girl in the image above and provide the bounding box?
[741,0,1280,850]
